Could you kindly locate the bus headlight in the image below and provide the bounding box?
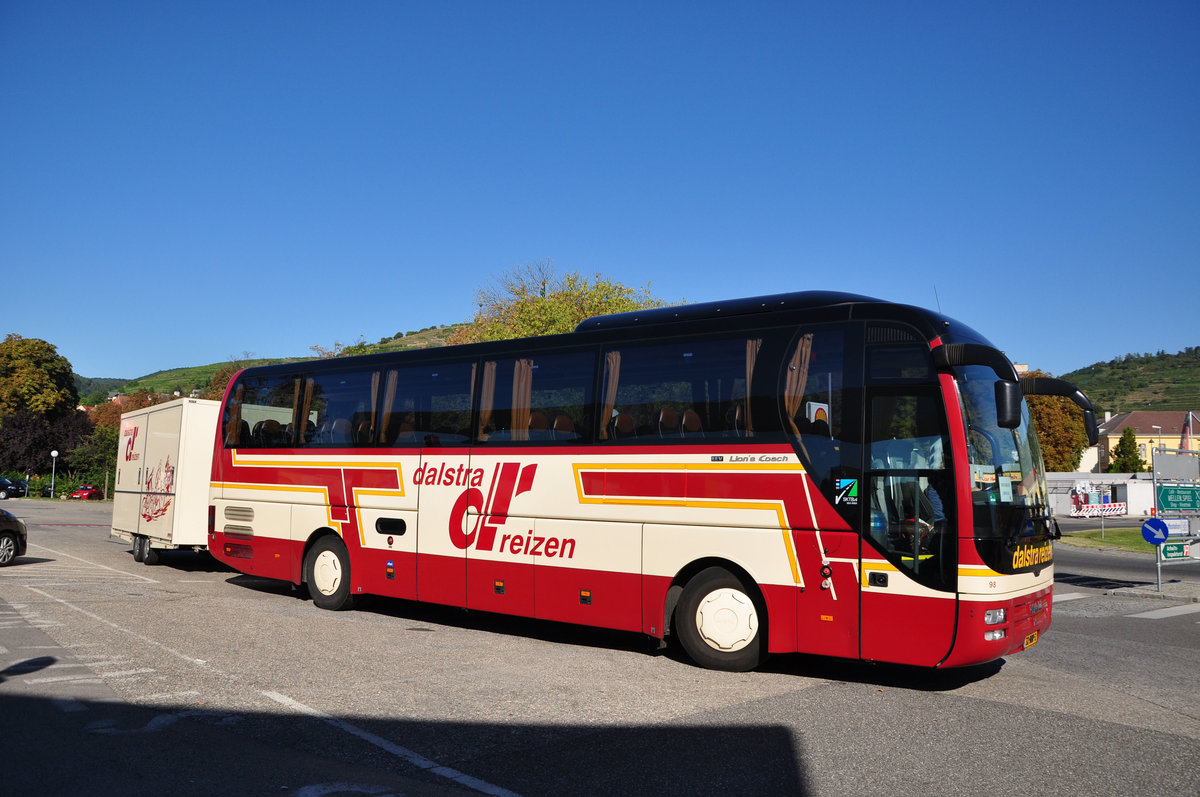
[984,608,1007,625]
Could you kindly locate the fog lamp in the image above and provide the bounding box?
[984,629,1007,642]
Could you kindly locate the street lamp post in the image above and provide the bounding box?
[50,450,58,498]
[1151,425,1162,454]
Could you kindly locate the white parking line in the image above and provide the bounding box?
[24,542,160,583]
[262,691,520,797]
[1127,603,1200,620]
[1053,592,1088,603]
[25,587,207,667]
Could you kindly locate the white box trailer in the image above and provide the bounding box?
[111,398,220,565]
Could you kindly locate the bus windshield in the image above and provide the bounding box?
[956,365,1052,554]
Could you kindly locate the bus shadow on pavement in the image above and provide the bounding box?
[0,692,809,795]
[763,653,1004,690]
[131,550,238,574]
[219,583,1009,689]
[363,594,660,658]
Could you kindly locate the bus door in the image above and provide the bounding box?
[859,343,958,666]
[403,361,476,608]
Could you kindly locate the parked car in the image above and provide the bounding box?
[0,508,27,565]
[0,478,28,499]
[69,484,103,500]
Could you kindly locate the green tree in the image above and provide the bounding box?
[450,261,667,345]
[0,334,79,422]
[68,424,118,484]
[1024,370,1089,472]
[1107,427,1145,473]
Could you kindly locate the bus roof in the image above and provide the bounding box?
[574,290,882,332]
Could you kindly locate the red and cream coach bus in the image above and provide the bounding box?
[208,291,1097,671]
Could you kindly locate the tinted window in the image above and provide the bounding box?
[599,335,784,443]
[781,326,859,509]
[301,370,381,447]
[478,351,595,444]
[378,361,476,447]
[223,373,299,448]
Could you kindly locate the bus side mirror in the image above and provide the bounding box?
[1019,376,1100,447]
[1082,409,1099,447]
[995,381,1022,429]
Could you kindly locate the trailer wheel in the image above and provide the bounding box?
[142,541,160,566]
[131,536,144,562]
[305,535,354,611]
[674,566,766,672]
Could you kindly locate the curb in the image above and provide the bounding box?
[1107,586,1200,603]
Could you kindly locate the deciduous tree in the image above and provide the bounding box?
[1024,369,1090,472]
[88,391,161,430]
[449,261,667,345]
[0,334,79,421]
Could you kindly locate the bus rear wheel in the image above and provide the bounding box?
[305,535,355,611]
[675,567,766,672]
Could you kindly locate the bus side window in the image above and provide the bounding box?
[302,370,382,448]
[477,351,594,444]
[783,328,851,497]
[228,374,299,449]
[375,364,470,448]
[599,336,782,443]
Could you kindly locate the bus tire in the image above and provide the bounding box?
[305,535,354,611]
[675,567,765,672]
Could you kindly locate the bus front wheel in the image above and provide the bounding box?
[675,567,766,672]
[305,535,355,611]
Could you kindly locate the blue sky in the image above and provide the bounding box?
[2,1,1196,380]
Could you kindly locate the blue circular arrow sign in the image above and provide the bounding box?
[1141,517,1169,545]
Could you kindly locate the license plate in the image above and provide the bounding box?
[1023,631,1038,649]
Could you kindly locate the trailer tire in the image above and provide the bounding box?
[132,536,145,562]
[674,566,766,672]
[305,535,355,611]
[142,542,159,566]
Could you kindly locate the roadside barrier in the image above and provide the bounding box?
[1070,502,1127,518]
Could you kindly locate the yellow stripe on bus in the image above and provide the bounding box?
[570,462,808,586]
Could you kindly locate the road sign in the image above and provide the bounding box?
[1157,484,1200,512]
[1141,518,1169,545]
[1161,542,1190,560]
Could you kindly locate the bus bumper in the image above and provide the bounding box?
[941,584,1053,667]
